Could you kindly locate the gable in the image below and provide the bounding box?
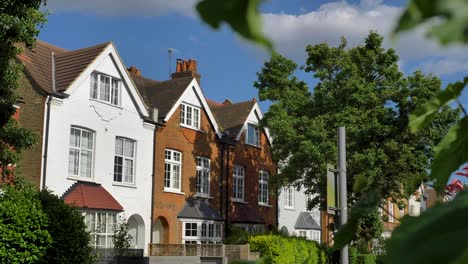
[236,103,273,145]
[63,43,149,118]
[164,78,222,138]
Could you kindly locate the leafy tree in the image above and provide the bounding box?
[0,0,47,179]
[38,189,94,264]
[255,32,458,209]
[0,183,51,263]
[112,221,133,256]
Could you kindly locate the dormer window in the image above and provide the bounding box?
[180,103,200,129]
[90,72,120,106]
[246,123,260,146]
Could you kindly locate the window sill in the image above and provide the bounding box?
[195,194,213,199]
[89,98,122,109]
[180,124,204,132]
[245,143,262,149]
[112,182,137,188]
[259,203,272,208]
[231,198,248,204]
[164,189,185,195]
[284,206,296,211]
[67,176,96,183]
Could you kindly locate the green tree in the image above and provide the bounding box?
[38,189,94,264]
[0,0,47,179]
[0,183,51,263]
[255,32,458,209]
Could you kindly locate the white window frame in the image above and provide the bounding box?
[181,219,223,244]
[233,165,245,201]
[90,72,121,106]
[388,201,394,222]
[284,187,294,209]
[68,126,95,179]
[258,170,269,205]
[83,211,118,248]
[113,137,136,184]
[246,123,260,146]
[196,157,210,197]
[164,149,182,192]
[409,205,415,216]
[180,103,201,130]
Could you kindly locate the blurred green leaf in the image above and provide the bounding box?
[196,0,273,51]
[333,191,379,249]
[394,0,468,45]
[386,190,468,264]
[409,77,468,133]
[430,116,468,193]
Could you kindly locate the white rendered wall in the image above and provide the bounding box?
[278,185,321,242]
[43,54,154,254]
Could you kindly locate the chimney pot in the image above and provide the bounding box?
[127,66,141,76]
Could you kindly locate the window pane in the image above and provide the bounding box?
[124,159,134,183]
[124,140,134,157]
[68,149,80,176]
[81,130,94,150]
[80,150,92,178]
[114,156,123,182]
[70,128,81,147]
[100,75,111,102]
[111,79,119,105]
[90,73,98,99]
[164,163,171,188]
[180,105,185,125]
[186,106,192,126]
[115,138,124,155]
[193,108,199,128]
[173,165,180,189]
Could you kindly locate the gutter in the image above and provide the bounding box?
[41,95,52,190]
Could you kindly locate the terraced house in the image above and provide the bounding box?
[17,40,156,252]
[16,40,278,251]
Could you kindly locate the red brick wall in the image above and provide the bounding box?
[153,105,221,243]
[226,128,277,229]
[16,74,46,186]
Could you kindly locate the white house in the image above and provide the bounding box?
[278,185,321,243]
[18,40,156,253]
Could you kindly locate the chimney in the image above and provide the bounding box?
[223,99,233,105]
[128,66,141,76]
[171,58,201,84]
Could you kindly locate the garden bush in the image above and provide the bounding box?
[37,189,94,264]
[0,184,51,263]
[249,234,327,264]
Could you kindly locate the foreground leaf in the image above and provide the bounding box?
[196,0,273,51]
[386,190,468,264]
[394,0,468,45]
[430,117,468,192]
[333,191,379,249]
[409,77,468,133]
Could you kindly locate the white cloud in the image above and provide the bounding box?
[260,0,468,77]
[46,0,198,17]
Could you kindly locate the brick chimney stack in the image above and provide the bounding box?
[171,59,201,84]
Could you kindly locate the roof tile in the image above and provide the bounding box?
[61,181,123,211]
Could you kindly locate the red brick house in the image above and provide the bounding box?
[209,99,277,233]
[130,61,225,245]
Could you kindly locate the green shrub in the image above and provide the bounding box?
[249,234,327,264]
[0,184,51,263]
[356,254,376,264]
[38,189,94,264]
[226,226,251,245]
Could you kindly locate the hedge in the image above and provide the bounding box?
[349,247,378,264]
[249,235,327,264]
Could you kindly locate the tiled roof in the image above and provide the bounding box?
[18,40,110,94]
[61,181,123,211]
[130,73,193,120]
[231,203,265,223]
[294,212,320,230]
[177,199,223,221]
[208,100,255,137]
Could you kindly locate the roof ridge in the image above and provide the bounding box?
[154,76,193,85]
[58,41,111,57]
[35,39,68,52]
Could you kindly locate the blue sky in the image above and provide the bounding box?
[41,0,468,112]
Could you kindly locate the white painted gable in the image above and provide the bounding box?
[236,102,273,144]
[164,78,222,138]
